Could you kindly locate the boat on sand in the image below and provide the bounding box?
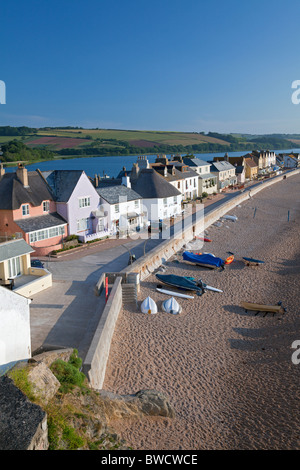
[141,296,158,314]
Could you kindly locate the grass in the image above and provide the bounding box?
[34,128,231,146]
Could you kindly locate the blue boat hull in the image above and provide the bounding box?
[182,251,225,269]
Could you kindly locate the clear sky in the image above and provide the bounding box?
[1,0,300,134]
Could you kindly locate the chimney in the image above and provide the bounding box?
[131,162,140,180]
[0,163,5,177]
[16,163,29,187]
[138,156,150,169]
[122,172,131,188]
[94,174,99,187]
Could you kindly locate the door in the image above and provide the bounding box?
[8,256,22,278]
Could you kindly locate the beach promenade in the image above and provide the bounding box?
[103,173,300,450]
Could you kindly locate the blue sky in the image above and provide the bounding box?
[1,0,300,134]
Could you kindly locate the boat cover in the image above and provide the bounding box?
[156,273,204,293]
[182,251,225,268]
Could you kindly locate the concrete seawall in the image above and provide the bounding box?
[85,169,299,389]
[83,276,123,390]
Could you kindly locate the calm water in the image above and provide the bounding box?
[5,148,300,178]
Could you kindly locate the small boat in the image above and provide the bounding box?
[141,296,158,314]
[162,297,182,315]
[241,301,286,316]
[195,236,212,242]
[182,251,225,270]
[156,287,194,299]
[223,215,238,222]
[156,274,205,295]
[225,255,234,265]
[242,257,264,266]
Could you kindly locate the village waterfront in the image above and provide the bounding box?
[5,148,300,179]
[102,172,300,450]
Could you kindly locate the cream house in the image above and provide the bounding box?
[0,237,52,297]
[182,157,218,194]
[210,161,237,191]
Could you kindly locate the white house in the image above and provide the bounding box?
[150,156,199,200]
[129,167,182,222]
[182,157,218,195]
[0,286,31,375]
[96,177,145,236]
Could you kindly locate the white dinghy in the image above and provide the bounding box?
[162,297,182,315]
[141,296,158,314]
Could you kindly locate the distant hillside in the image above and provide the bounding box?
[0,127,298,163]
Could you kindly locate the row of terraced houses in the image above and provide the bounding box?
[0,150,281,261]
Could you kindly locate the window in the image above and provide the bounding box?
[163,198,167,206]
[29,225,65,243]
[79,196,91,208]
[77,218,90,232]
[43,201,50,212]
[22,204,29,216]
[173,196,177,204]
[115,204,120,213]
[134,200,139,209]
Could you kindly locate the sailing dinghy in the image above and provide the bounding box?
[141,296,158,314]
[162,297,182,315]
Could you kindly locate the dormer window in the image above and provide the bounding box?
[22,204,29,216]
[43,201,50,212]
[79,196,91,208]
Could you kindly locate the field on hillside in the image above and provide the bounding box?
[30,128,232,149]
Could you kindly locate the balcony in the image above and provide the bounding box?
[12,267,52,298]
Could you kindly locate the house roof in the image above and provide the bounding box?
[42,170,83,202]
[199,172,217,179]
[0,238,34,263]
[96,184,142,205]
[244,157,258,168]
[182,157,210,167]
[131,169,181,199]
[15,212,67,233]
[210,161,236,172]
[152,164,198,182]
[235,165,245,174]
[0,171,54,211]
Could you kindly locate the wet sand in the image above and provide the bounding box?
[103,174,300,450]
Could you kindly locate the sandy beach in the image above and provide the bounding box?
[103,174,300,450]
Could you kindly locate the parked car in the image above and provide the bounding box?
[31,259,44,268]
[148,221,168,233]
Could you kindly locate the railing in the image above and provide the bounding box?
[78,230,111,243]
[0,233,23,244]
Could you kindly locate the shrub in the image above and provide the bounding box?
[50,350,86,393]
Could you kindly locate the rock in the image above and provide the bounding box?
[27,362,60,404]
[135,389,175,418]
[0,376,48,450]
[99,389,175,421]
[29,348,74,367]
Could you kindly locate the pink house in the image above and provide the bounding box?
[0,164,68,256]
